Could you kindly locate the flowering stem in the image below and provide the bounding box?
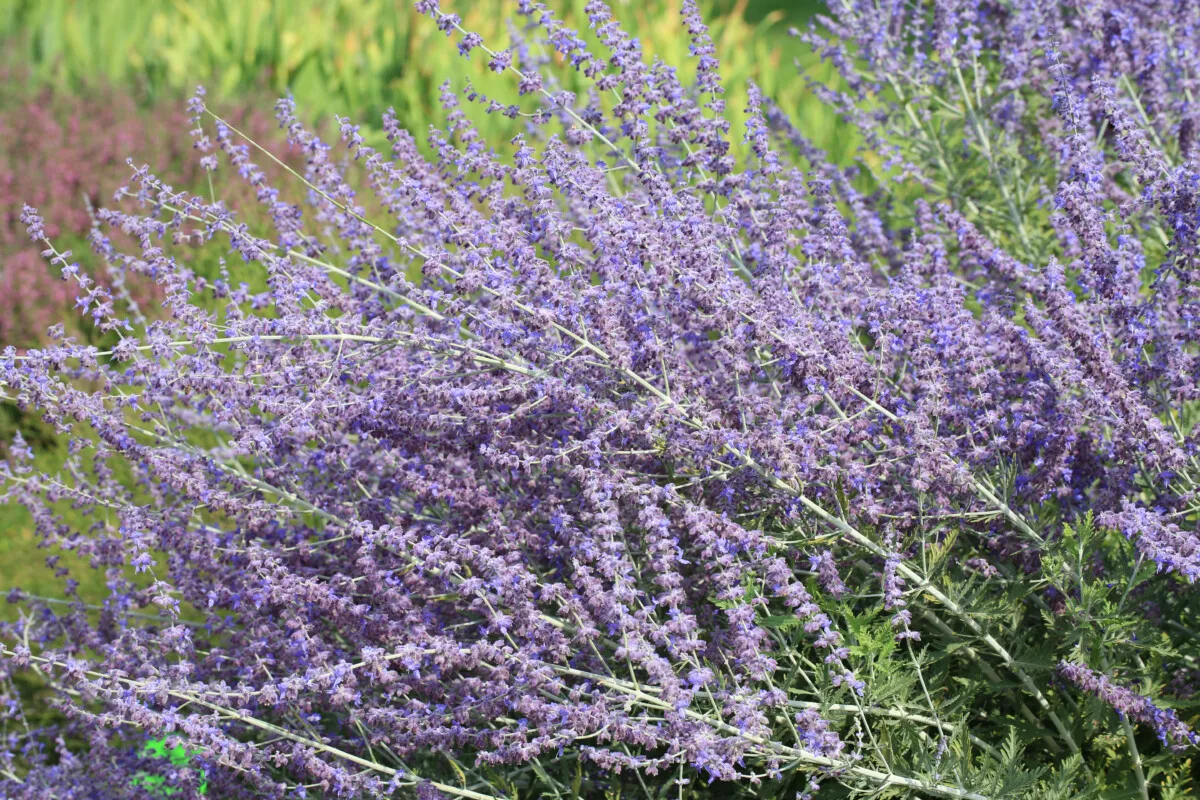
[0,646,507,800]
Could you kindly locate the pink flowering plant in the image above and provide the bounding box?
[0,80,291,352]
[2,1,1200,798]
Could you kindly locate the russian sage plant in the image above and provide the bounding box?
[2,1,1199,798]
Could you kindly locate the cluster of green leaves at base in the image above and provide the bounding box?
[1040,514,1199,799]
[132,738,208,796]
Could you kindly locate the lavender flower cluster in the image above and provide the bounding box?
[1058,662,1198,751]
[2,0,1199,798]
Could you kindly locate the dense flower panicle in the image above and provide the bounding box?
[1059,662,1199,750]
[2,0,1200,798]
[1097,501,1200,583]
[18,204,45,242]
[809,550,847,599]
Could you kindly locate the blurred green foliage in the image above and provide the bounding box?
[0,0,845,159]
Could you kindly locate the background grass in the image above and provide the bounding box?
[0,0,841,612]
[1,0,836,156]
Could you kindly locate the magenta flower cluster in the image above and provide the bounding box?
[1,0,1199,798]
